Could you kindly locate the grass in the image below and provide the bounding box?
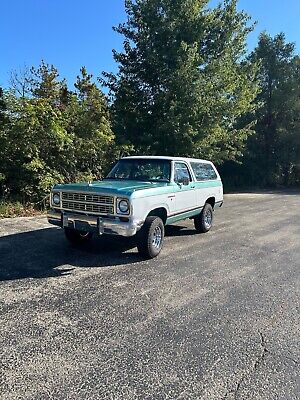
[0,201,43,219]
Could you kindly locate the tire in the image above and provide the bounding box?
[137,216,165,259]
[64,227,93,246]
[194,203,213,233]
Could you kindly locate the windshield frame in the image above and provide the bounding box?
[105,158,172,183]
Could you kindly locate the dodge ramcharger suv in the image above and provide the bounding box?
[48,156,223,258]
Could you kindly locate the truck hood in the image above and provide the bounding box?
[53,179,171,197]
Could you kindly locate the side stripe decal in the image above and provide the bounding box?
[168,205,203,218]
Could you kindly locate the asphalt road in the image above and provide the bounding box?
[0,193,299,400]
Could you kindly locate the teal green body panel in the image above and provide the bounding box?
[54,180,173,198]
[54,179,222,199]
[194,180,222,188]
[166,207,203,225]
[131,183,176,198]
[131,179,222,198]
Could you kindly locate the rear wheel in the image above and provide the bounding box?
[194,203,213,233]
[64,227,93,246]
[137,216,164,259]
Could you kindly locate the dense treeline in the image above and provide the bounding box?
[0,64,124,202]
[221,32,300,187]
[0,0,299,205]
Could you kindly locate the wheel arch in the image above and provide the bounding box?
[205,197,216,209]
[147,207,168,225]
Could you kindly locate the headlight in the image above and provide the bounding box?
[52,193,60,205]
[117,198,129,214]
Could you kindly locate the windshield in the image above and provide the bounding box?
[106,159,171,182]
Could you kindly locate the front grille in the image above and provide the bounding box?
[61,192,114,215]
[62,192,114,204]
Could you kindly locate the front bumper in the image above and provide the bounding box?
[47,210,140,237]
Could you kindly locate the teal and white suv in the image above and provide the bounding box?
[48,156,223,258]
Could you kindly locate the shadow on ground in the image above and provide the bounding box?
[0,224,192,281]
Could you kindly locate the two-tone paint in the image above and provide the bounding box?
[48,156,223,237]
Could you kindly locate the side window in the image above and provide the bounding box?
[191,162,217,181]
[174,162,192,183]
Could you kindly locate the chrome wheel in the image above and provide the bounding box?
[194,203,213,233]
[152,226,162,249]
[204,209,212,228]
[137,216,165,259]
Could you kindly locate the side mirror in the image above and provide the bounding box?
[182,177,190,186]
[177,177,190,186]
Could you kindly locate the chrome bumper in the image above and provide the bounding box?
[47,210,140,237]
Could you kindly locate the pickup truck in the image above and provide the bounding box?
[48,156,223,258]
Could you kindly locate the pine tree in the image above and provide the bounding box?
[0,88,7,124]
[71,67,116,176]
[247,33,300,185]
[103,0,259,162]
[29,60,69,105]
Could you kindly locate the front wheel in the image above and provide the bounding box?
[137,216,165,259]
[64,227,93,246]
[194,203,213,233]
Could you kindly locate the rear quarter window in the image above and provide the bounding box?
[190,162,217,181]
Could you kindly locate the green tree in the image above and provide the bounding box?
[1,96,71,200]
[29,60,70,106]
[247,32,300,185]
[103,0,259,162]
[0,88,9,192]
[0,62,118,202]
[0,88,7,126]
[70,67,115,178]
[1,63,75,200]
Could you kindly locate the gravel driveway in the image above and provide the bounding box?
[0,192,299,400]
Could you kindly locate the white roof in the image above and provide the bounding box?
[122,155,212,163]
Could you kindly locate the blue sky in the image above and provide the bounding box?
[1,0,299,89]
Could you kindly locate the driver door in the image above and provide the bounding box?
[173,162,197,214]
